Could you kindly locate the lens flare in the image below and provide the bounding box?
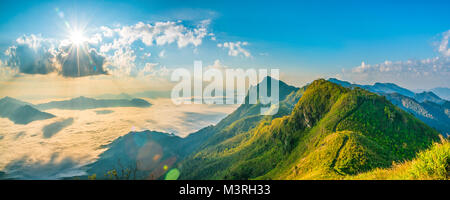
[164,168,180,180]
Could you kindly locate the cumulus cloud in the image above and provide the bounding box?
[105,46,136,77]
[6,35,57,75]
[337,57,450,88]
[137,62,171,78]
[100,20,209,51]
[98,20,210,76]
[0,59,19,80]
[217,41,251,57]
[55,44,108,77]
[4,34,108,77]
[1,20,212,78]
[100,26,115,38]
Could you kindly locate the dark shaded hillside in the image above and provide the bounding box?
[86,131,184,179]
[0,97,55,124]
[35,96,151,110]
[384,93,450,136]
[179,79,439,180]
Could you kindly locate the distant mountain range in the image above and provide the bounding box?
[328,78,416,97]
[82,78,444,180]
[328,78,449,136]
[384,93,450,136]
[413,87,450,101]
[0,97,55,124]
[414,91,446,104]
[95,91,171,100]
[95,93,135,100]
[0,96,152,125]
[429,87,450,101]
[35,96,151,110]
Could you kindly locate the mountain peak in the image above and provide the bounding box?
[74,96,91,100]
[0,96,29,105]
[416,91,440,98]
[257,76,289,88]
[0,97,55,124]
[373,82,395,86]
[290,79,349,128]
[414,91,444,104]
[1,96,16,101]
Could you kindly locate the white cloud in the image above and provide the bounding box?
[101,20,210,50]
[208,33,216,41]
[6,34,57,75]
[4,34,108,77]
[439,30,450,57]
[217,41,251,58]
[97,20,210,76]
[336,30,450,89]
[100,26,115,38]
[206,59,228,70]
[87,33,103,45]
[106,46,136,77]
[139,62,158,76]
[0,60,19,81]
[1,20,212,78]
[158,50,166,58]
[337,57,450,88]
[137,62,171,79]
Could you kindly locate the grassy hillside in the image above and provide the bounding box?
[349,137,449,180]
[179,79,440,180]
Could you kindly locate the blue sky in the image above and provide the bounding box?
[0,0,449,89]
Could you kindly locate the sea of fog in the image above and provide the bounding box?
[0,98,237,179]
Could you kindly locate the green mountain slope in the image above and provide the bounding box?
[179,79,440,180]
[384,93,450,136]
[329,78,450,136]
[85,77,303,179]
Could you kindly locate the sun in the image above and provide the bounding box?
[69,30,86,45]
